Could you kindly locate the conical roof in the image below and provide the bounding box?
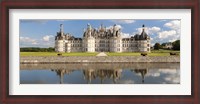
[139,24,148,40]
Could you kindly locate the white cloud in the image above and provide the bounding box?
[158,30,177,39]
[136,26,161,35]
[111,20,135,24]
[164,20,180,30]
[160,69,180,84]
[20,35,55,48]
[20,37,38,45]
[107,24,122,30]
[150,30,178,44]
[146,68,180,84]
[42,35,53,42]
[150,20,180,44]
[149,27,161,33]
[121,33,130,38]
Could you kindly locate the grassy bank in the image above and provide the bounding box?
[106,52,179,56]
[107,50,180,56]
[151,50,180,53]
[20,50,180,56]
[20,52,98,56]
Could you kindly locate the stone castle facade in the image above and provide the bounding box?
[55,24,150,52]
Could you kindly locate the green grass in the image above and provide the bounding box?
[149,53,175,56]
[151,49,180,53]
[106,52,173,56]
[106,52,141,56]
[20,52,98,56]
[107,50,180,56]
[20,50,180,56]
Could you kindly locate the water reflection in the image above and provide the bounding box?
[134,69,147,83]
[20,63,180,84]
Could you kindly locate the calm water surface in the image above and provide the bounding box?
[20,63,180,84]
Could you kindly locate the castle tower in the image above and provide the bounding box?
[109,24,122,52]
[139,24,151,52]
[83,23,95,52]
[55,24,65,52]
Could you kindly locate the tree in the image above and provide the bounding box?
[20,47,55,52]
[172,40,180,50]
[154,43,162,50]
[161,43,166,47]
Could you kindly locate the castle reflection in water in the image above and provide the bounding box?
[52,68,150,84]
[20,63,180,84]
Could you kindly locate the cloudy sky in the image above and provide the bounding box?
[20,19,180,48]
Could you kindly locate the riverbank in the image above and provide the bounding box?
[20,56,180,64]
[20,50,180,56]
[21,63,180,70]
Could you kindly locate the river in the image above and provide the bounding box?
[20,63,180,84]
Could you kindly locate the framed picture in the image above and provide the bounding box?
[0,0,199,104]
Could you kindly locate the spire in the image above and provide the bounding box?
[113,24,117,31]
[87,23,92,30]
[101,23,103,28]
[142,24,145,32]
[60,24,64,36]
[60,24,63,33]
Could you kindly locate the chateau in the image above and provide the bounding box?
[55,24,150,53]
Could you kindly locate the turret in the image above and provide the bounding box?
[113,24,117,37]
[99,24,105,32]
[87,23,92,37]
[87,23,92,30]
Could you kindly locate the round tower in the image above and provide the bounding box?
[139,24,150,52]
[55,24,65,52]
[83,23,95,52]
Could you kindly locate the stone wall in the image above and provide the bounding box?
[21,63,180,70]
[20,56,180,64]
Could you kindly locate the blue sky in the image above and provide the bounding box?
[20,19,180,48]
